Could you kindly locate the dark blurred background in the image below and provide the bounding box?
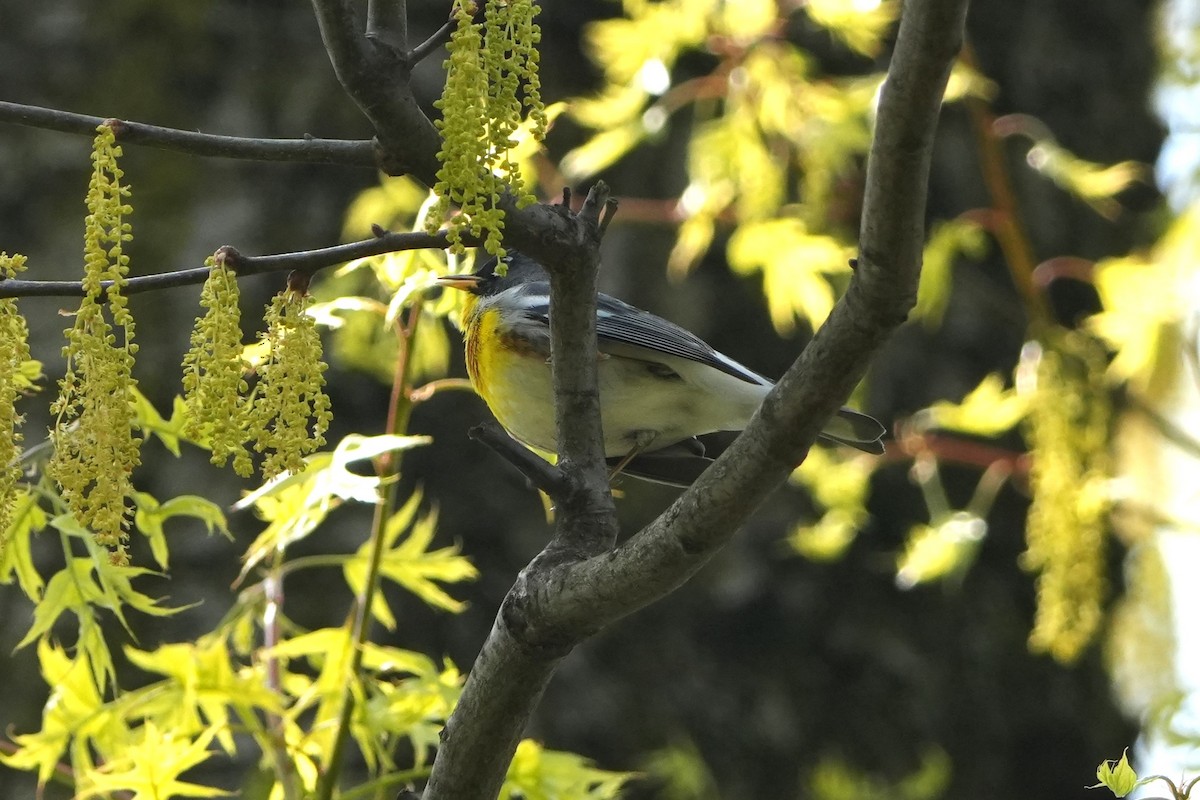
[0,0,1163,797]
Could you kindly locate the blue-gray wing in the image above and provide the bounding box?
[520,289,767,384]
[520,288,887,454]
[595,294,768,384]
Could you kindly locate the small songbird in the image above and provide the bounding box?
[438,252,885,486]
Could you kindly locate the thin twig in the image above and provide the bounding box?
[310,0,443,181]
[1030,256,1095,288]
[407,17,456,66]
[408,377,475,403]
[261,568,301,800]
[317,302,425,800]
[0,101,376,166]
[0,230,452,298]
[959,43,1050,324]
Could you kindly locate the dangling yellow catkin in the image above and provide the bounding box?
[182,253,253,476]
[48,123,141,564]
[1022,333,1110,663]
[247,281,332,480]
[428,0,546,255]
[0,252,33,548]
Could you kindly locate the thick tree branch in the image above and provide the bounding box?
[546,185,616,534]
[0,102,376,166]
[539,0,970,632]
[0,230,449,298]
[423,186,618,800]
[423,0,968,796]
[366,0,408,52]
[0,95,624,275]
[308,0,619,270]
[2,30,612,272]
[309,0,443,181]
[426,615,565,800]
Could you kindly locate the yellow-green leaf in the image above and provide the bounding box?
[727,218,852,333]
[344,493,478,628]
[1025,141,1146,218]
[667,213,716,277]
[1089,254,1182,400]
[790,447,873,512]
[944,60,998,103]
[0,488,47,599]
[913,217,987,329]
[560,122,647,181]
[234,433,430,580]
[501,738,635,800]
[124,637,279,754]
[341,175,433,240]
[77,721,230,800]
[916,373,1030,437]
[788,508,863,562]
[131,388,193,456]
[0,642,112,788]
[134,491,229,570]
[569,83,650,128]
[895,512,987,589]
[805,0,900,56]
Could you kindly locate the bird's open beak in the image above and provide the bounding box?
[435,274,484,293]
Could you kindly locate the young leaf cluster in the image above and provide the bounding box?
[0,427,489,800]
[1089,749,1199,800]
[566,0,904,324]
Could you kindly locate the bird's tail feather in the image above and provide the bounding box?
[611,453,715,487]
[819,408,887,455]
[616,409,886,486]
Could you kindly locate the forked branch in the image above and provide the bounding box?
[420,0,970,797]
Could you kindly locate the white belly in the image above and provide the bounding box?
[483,352,769,458]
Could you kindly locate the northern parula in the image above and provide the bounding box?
[438,252,885,485]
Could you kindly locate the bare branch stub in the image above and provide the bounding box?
[598,197,619,237]
[469,422,573,499]
[576,181,611,227]
[286,270,313,294]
